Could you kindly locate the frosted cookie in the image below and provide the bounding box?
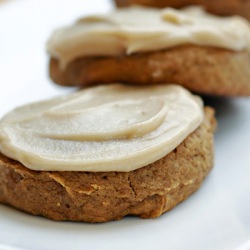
[47,7,250,96]
[0,84,216,222]
[114,0,250,20]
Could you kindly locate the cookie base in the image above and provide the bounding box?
[50,45,250,97]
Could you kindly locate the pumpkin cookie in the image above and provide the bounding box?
[114,0,250,20]
[47,7,250,96]
[0,84,216,222]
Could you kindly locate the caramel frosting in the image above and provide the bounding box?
[0,84,203,172]
[47,6,250,67]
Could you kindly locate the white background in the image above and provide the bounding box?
[0,0,249,249]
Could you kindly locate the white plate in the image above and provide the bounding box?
[0,1,250,249]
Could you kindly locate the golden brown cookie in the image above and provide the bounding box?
[114,0,250,20]
[50,45,250,97]
[0,107,216,223]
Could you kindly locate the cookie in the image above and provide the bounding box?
[0,84,216,222]
[0,107,216,223]
[114,0,250,20]
[47,7,250,96]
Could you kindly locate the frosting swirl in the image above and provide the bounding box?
[0,84,203,172]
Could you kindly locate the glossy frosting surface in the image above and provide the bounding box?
[0,84,203,172]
